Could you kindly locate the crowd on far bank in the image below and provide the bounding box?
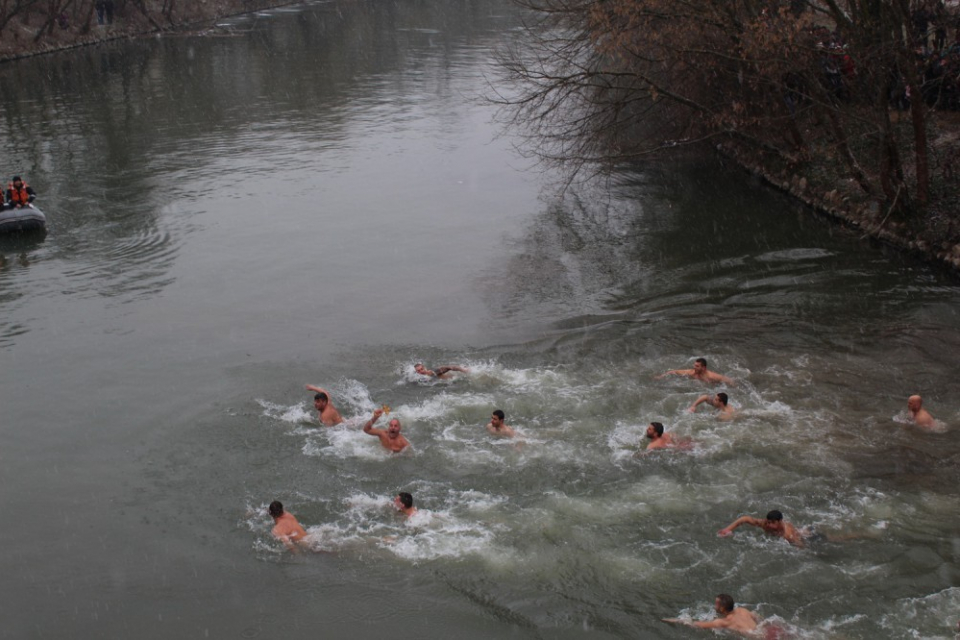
[792,1,960,113]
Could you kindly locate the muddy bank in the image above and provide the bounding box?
[719,142,960,275]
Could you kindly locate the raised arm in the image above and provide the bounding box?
[688,394,711,412]
[363,408,384,435]
[718,516,762,537]
[305,384,328,394]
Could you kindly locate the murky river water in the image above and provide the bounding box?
[2,1,959,638]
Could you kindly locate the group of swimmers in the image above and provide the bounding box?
[269,364,488,549]
[649,359,943,634]
[271,357,944,634]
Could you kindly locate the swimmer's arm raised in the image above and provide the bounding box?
[305,384,328,394]
[364,408,384,435]
[688,395,711,412]
[718,516,762,536]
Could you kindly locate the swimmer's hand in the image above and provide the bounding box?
[371,408,384,420]
[717,528,734,537]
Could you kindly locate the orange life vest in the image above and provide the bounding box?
[8,181,30,205]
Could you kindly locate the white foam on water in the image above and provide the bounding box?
[400,392,497,423]
[880,587,960,639]
[385,515,502,562]
[817,613,867,633]
[257,398,314,425]
[291,488,513,563]
[304,430,412,460]
[608,421,643,462]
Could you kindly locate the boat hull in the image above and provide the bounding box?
[0,205,46,234]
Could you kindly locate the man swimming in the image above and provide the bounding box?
[486,409,517,438]
[656,358,733,385]
[688,392,735,420]
[394,492,418,517]
[363,408,410,452]
[304,384,344,426]
[907,395,937,429]
[718,509,807,547]
[414,363,469,379]
[643,422,678,452]
[663,593,760,635]
[269,501,308,552]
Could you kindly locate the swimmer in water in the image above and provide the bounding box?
[688,392,735,420]
[640,421,692,453]
[304,385,344,426]
[269,501,308,552]
[907,395,937,429]
[394,492,418,517]
[663,593,760,635]
[363,408,410,453]
[656,358,734,385]
[718,509,811,548]
[486,409,517,438]
[414,363,469,379]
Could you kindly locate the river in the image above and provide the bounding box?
[1,1,959,638]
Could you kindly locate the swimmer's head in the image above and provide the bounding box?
[647,422,664,438]
[268,501,284,518]
[491,409,505,428]
[908,395,923,411]
[763,510,785,533]
[695,358,708,372]
[387,418,402,437]
[715,594,735,615]
[396,492,414,510]
[414,363,428,375]
[716,392,728,406]
[313,393,328,409]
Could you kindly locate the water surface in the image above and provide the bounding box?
[1,1,959,638]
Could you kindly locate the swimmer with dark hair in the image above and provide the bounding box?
[304,384,344,426]
[656,358,733,385]
[688,392,735,420]
[414,363,469,379]
[269,501,308,552]
[486,409,516,438]
[664,594,760,635]
[394,492,418,517]
[718,509,812,548]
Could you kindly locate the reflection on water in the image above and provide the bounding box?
[2,1,960,639]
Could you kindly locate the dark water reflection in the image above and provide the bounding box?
[2,1,960,638]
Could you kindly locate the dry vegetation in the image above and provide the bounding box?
[497,0,960,270]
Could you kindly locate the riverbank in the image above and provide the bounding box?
[719,131,960,275]
[0,0,294,63]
